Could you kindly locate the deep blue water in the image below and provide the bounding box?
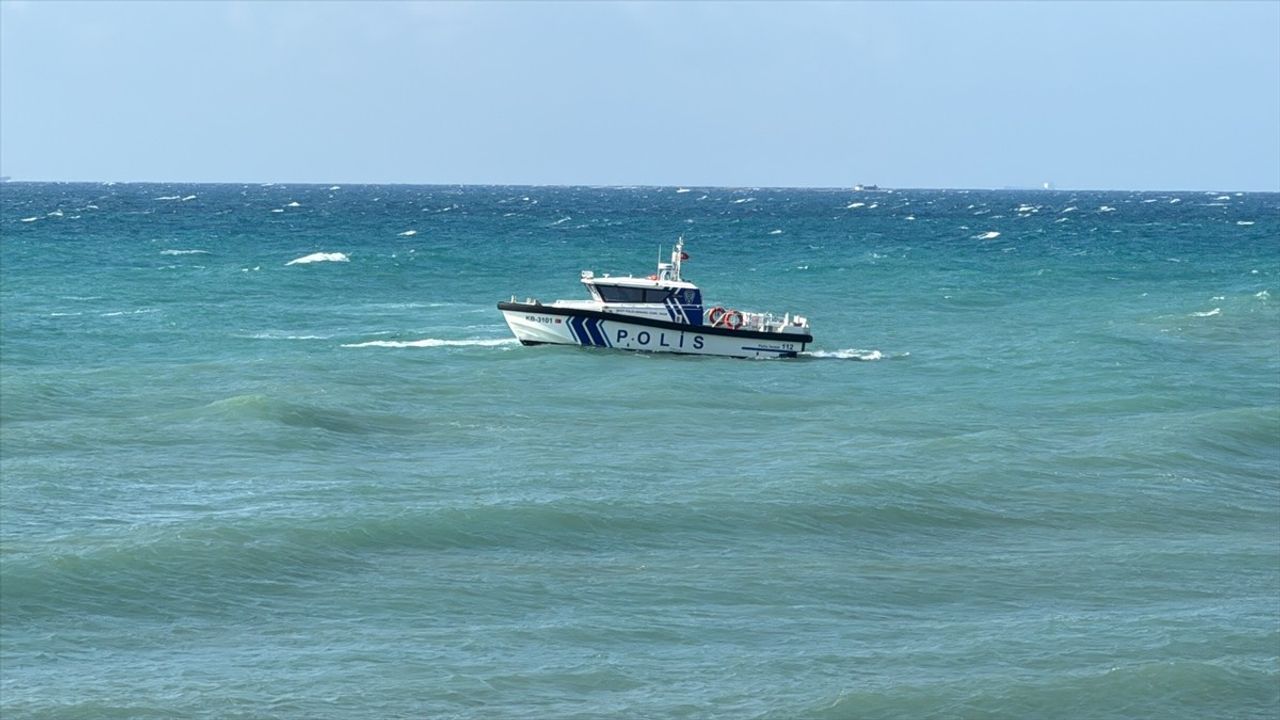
[1,183,1278,719]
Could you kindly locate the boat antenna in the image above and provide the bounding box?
[673,235,684,281]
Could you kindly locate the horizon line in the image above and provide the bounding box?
[1,178,1275,194]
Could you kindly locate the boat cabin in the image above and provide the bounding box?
[579,239,706,325]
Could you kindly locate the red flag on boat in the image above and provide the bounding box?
[680,252,689,260]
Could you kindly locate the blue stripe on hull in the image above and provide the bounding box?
[586,317,607,347]
[568,315,611,348]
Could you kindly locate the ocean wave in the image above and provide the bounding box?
[286,252,349,266]
[341,338,518,349]
[1190,308,1221,317]
[159,249,211,256]
[1,492,1069,620]
[169,395,421,441]
[973,231,1001,240]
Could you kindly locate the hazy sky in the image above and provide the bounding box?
[1,1,1277,190]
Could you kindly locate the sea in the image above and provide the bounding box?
[1,182,1277,719]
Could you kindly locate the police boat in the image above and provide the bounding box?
[497,238,812,359]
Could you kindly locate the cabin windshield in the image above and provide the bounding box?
[595,285,670,303]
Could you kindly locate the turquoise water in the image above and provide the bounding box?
[1,183,1277,719]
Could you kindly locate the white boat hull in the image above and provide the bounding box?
[499,303,809,359]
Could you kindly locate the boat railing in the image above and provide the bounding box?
[735,311,809,332]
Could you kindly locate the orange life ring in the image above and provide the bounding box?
[724,310,744,330]
[707,306,727,326]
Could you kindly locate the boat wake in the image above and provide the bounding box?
[802,348,905,361]
[341,338,518,349]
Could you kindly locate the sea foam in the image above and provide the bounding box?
[803,348,890,361]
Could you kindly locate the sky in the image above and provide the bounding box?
[1,0,1278,191]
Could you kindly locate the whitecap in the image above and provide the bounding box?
[676,187,691,193]
[1060,206,1078,213]
[341,338,518,349]
[1099,206,1116,212]
[286,201,301,207]
[550,216,571,226]
[1169,198,1182,204]
[155,195,180,201]
[1191,308,1221,317]
[1215,195,1231,201]
[181,195,197,201]
[271,208,284,213]
[846,202,865,209]
[1253,290,1269,300]
[973,231,1001,240]
[1236,221,1255,226]
[329,186,341,191]
[732,198,754,204]
[160,249,211,256]
[398,230,418,236]
[769,229,783,235]
[47,209,63,217]
[19,217,38,223]
[286,252,349,266]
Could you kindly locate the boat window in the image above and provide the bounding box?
[643,289,672,303]
[597,285,650,303]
